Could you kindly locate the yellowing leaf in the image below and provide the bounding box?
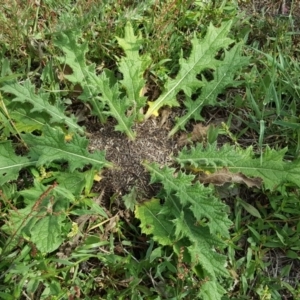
[147,101,160,117]
[93,173,102,182]
[139,86,148,97]
[64,133,73,142]
[67,222,79,237]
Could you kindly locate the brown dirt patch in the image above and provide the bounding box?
[88,118,178,202]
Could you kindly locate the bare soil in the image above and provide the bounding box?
[87,117,178,202]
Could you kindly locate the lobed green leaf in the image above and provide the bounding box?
[116,22,151,120]
[169,43,249,136]
[55,31,107,123]
[145,21,234,119]
[55,25,151,139]
[143,162,231,237]
[30,214,65,253]
[1,80,83,134]
[0,141,34,185]
[135,198,175,246]
[54,30,89,83]
[136,182,229,281]
[176,143,300,190]
[97,70,136,140]
[22,125,113,172]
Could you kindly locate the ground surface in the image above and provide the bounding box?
[2,1,300,299]
[88,117,177,201]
